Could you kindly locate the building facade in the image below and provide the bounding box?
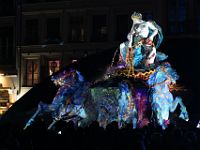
[0,0,16,114]
[0,0,200,114]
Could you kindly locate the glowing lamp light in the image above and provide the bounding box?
[72,59,78,63]
[197,120,200,128]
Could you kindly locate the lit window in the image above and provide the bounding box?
[24,59,39,86]
[0,90,9,115]
[0,90,9,107]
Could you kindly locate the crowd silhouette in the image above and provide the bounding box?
[0,118,200,150]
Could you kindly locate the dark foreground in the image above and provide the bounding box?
[0,120,200,150]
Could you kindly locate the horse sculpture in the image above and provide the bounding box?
[147,62,189,129]
[24,63,189,130]
[24,69,89,130]
[24,69,140,130]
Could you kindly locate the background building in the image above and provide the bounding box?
[0,0,16,114]
[0,0,199,116]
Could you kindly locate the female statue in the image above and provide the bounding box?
[119,12,164,71]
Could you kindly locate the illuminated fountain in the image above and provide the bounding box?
[24,12,189,130]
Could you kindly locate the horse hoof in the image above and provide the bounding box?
[179,112,189,121]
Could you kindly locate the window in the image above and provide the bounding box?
[48,60,60,75]
[92,15,108,42]
[0,27,14,64]
[197,0,200,32]
[23,0,42,4]
[0,0,14,16]
[167,0,188,34]
[46,18,61,44]
[69,16,85,42]
[23,0,68,3]
[25,19,39,45]
[24,59,39,86]
[0,89,9,115]
[45,0,67,2]
[115,15,129,41]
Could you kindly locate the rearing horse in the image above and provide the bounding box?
[24,69,89,130]
[147,62,189,129]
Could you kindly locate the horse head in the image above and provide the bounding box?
[51,69,84,86]
[147,62,179,87]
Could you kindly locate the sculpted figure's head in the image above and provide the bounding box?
[131,12,142,20]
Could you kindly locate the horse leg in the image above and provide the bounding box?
[118,106,124,128]
[170,96,189,121]
[24,109,41,130]
[132,107,137,129]
[47,107,65,130]
[155,109,167,129]
[176,97,189,121]
[152,100,168,129]
[24,101,49,130]
[47,119,59,130]
[158,111,167,129]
